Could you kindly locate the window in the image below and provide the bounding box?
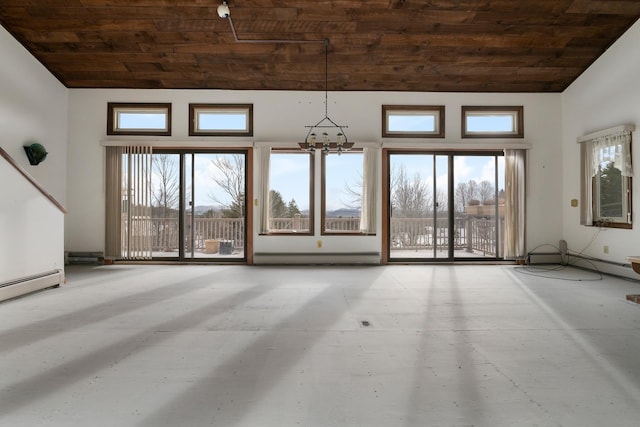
[189,104,253,136]
[267,151,313,234]
[579,127,633,229]
[107,103,171,136]
[382,105,445,138]
[322,151,364,234]
[462,106,523,138]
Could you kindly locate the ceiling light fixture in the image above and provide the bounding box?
[299,40,352,155]
[216,1,352,155]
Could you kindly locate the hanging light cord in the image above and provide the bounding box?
[217,1,349,149]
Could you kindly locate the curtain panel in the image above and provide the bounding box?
[591,130,633,177]
[504,149,526,259]
[257,146,271,233]
[359,147,378,234]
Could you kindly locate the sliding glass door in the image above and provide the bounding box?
[388,151,504,261]
[152,151,247,261]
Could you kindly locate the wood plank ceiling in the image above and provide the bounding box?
[0,0,638,92]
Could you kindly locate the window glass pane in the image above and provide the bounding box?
[388,113,436,132]
[118,110,168,130]
[462,106,523,138]
[324,152,363,232]
[190,104,252,136]
[197,111,248,131]
[269,152,311,232]
[597,161,624,218]
[108,103,171,135]
[382,105,444,137]
[466,114,515,133]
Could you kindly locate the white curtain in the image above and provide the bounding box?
[580,141,594,225]
[106,146,153,260]
[591,130,633,177]
[257,146,271,233]
[504,149,526,259]
[359,147,378,234]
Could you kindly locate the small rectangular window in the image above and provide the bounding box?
[107,103,171,136]
[462,106,523,138]
[382,105,445,138]
[189,104,253,136]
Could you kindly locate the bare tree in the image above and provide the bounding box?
[479,180,495,203]
[152,154,179,251]
[342,171,363,210]
[210,154,245,218]
[152,154,179,216]
[391,165,431,217]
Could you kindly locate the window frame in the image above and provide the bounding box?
[264,149,314,235]
[321,149,367,235]
[591,155,632,230]
[461,106,524,138]
[579,127,633,230]
[107,102,171,136]
[382,105,445,138]
[189,103,253,137]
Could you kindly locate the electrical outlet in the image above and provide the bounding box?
[317,240,322,249]
[603,245,609,254]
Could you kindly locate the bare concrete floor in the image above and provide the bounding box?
[1,264,640,427]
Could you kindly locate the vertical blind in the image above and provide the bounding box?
[105,145,153,260]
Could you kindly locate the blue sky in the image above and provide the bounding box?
[147,114,510,210]
[150,152,505,211]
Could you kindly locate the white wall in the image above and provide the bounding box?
[67,89,561,260]
[562,19,640,275]
[0,25,68,282]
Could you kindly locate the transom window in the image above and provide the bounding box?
[189,104,253,136]
[382,105,445,138]
[462,106,523,138]
[107,103,171,136]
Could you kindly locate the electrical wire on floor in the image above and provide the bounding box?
[514,241,604,282]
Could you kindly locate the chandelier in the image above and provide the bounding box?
[216,1,352,154]
[299,40,353,155]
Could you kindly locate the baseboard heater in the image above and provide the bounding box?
[254,252,380,265]
[65,251,103,265]
[0,270,64,303]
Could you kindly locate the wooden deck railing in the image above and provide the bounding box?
[141,215,504,256]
